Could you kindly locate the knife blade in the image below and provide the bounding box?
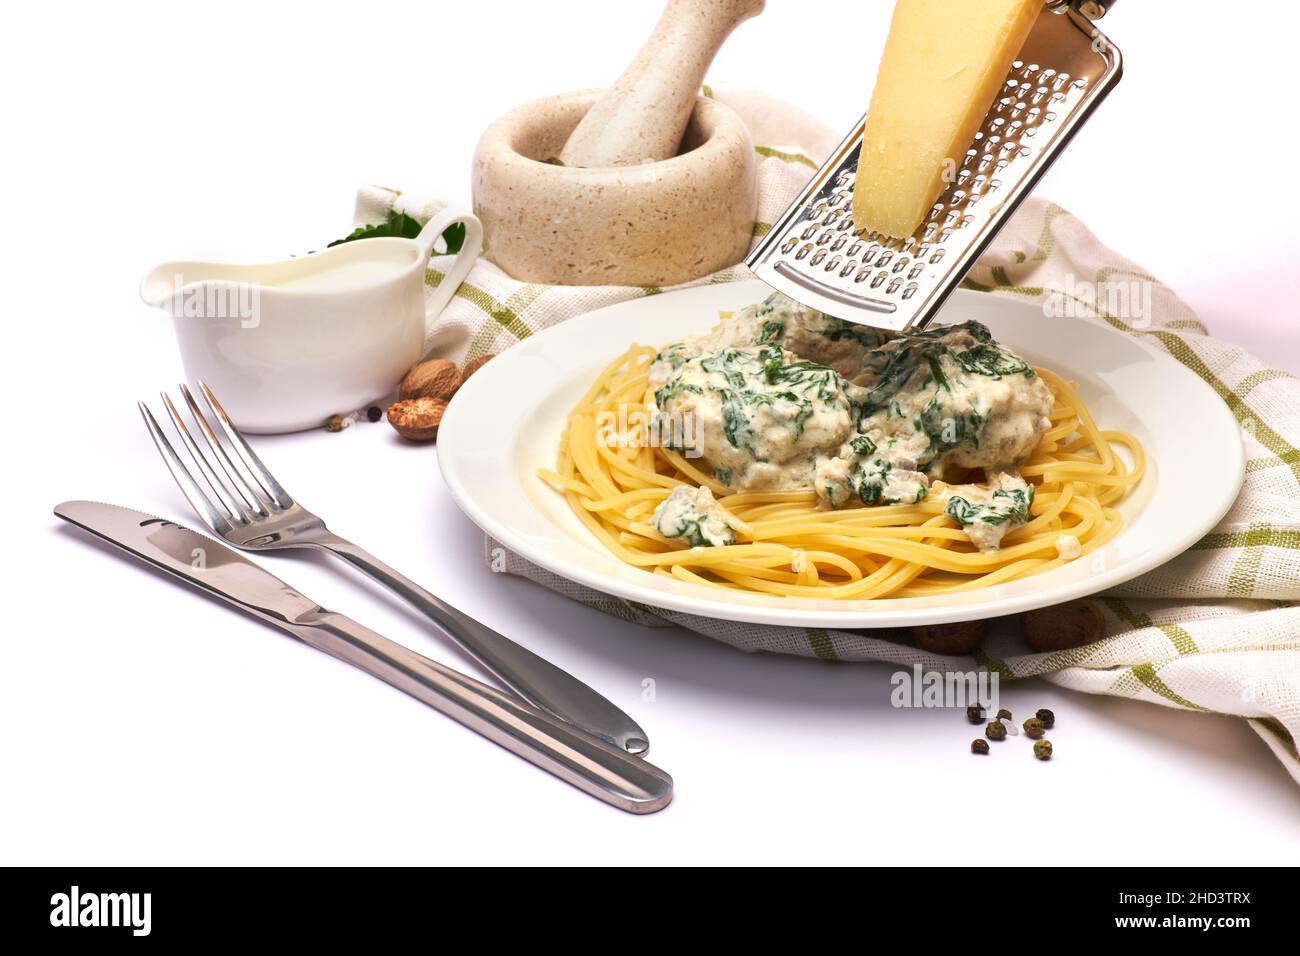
[54,500,672,814]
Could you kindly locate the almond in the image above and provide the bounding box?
[462,353,495,382]
[910,619,988,656]
[400,359,461,402]
[386,397,448,442]
[1020,599,1105,652]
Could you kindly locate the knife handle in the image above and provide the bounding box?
[293,610,673,815]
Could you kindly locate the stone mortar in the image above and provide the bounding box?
[471,89,758,287]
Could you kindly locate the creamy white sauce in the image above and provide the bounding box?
[648,293,1053,550]
[651,486,738,548]
[1056,534,1082,561]
[676,294,896,380]
[650,344,861,491]
[265,259,405,290]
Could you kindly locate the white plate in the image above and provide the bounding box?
[438,280,1243,628]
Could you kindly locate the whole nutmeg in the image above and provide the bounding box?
[910,619,987,656]
[1021,599,1105,652]
[387,397,448,442]
[400,359,462,402]
[462,354,495,383]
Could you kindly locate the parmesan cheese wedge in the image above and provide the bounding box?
[852,0,1041,239]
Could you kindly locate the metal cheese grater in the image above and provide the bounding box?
[746,0,1122,332]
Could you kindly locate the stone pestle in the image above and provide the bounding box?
[558,0,766,169]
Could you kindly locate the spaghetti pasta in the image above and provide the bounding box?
[539,340,1144,601]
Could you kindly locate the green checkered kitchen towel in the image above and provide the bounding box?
[352,84,1300,785]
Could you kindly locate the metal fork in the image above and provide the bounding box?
[140,382,650,755]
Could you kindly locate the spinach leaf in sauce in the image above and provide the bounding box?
[945,485,1035,528]
[757,319,785,344]
[721,389,759,455]
[850,435,877,457]
[955,342,1032,379]
[654,343,692,370]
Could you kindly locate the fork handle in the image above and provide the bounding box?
[296,610,671,814]
[313,534,652,756]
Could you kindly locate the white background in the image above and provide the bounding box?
[4,1,1299,865]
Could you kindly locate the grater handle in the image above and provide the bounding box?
[1058,0,1118,19]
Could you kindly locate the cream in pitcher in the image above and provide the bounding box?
[140,205,482,434]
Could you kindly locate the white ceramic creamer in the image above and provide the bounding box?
[141,205,482,433]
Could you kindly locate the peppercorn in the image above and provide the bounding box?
[325,414,346,433]
[366,405,383,423]
[1036,708,1055,729]
[997,708,1012,721]
[971,739,990,755]
[966,704,985,725]
[1023,717,1045,739]
[1034,739,1053,761]
[986,720,1007,741]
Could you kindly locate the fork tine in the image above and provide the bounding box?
[178,383,269,518]
[139,402,233,535]
[196,381,293,509]
[160,392,247,524]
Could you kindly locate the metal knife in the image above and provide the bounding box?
[53,500,672,815]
